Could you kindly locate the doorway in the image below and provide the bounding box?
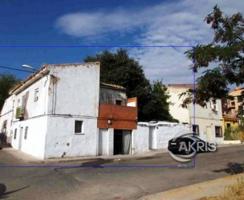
[114,130,131,155]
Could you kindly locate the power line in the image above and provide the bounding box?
[0,65,34,73]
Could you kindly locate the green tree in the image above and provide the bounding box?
[0,74,19,110]
[85,49,174,121]
[143,81,177,122]
[185,5,243,105]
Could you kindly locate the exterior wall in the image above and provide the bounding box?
[154,123,191,149]
[167,87,190,124]
[0,62,101,159]
[100,87,127,105]
[43,63,100,158]
[0,96,14,140]
[44,116,98,158]
[189,101,223,143]
[11,116,48,159]
[14,75,50,119]
[98,128,114,156]
[5,74,50,154]
[167,85,224,144]
[132,124,149,154]
[132,122,190,152]
[47,63,100,117]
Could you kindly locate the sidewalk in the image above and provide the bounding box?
[2,143,243,164]
[139,173,244,200]
[1,147,167,164]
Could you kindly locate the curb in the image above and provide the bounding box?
[139,173,244,200]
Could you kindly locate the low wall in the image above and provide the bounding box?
[132,122,190,154]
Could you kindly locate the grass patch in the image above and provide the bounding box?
[200,178,244,200]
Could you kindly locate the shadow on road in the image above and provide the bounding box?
[0,183,29,199]
[213,162,244,175]
[54,158,114,171]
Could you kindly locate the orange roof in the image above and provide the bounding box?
[229,87,244,97]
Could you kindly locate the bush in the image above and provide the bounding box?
[224,127,240,140]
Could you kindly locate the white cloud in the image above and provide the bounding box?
[56,0,244,83]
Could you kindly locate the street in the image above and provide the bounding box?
[0,145,244,200]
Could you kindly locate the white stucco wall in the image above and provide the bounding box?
[154,123,190,149]
[13,75,50,119]
[11,116,48,159]
[133,122,191,152]
[98,128,114,156]
[47,63,100,116]
[44,116,98,158]
[43,63,100,158]
[0,62,101,159]
[0,96,14,139]
[167,87,190,124]
[132,123,149,154]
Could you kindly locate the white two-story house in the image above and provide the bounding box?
[167,84,224,144]
[0,62,138,159]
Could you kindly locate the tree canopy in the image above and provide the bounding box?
[185,5,243,106]
[0,74,19,110]
[85,49,175,121]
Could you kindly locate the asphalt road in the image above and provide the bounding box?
[0,145,244,200]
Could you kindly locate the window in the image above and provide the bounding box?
[116,99,122,105]
[192,124,200,135]
[215,126,223,137]
[14,128,17,139]
[34,88,39,102]
[226,123,231,128]
[75,120,83,134]
[24,127,28,140]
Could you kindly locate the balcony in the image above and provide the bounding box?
[15,107,24,120]
[98,103,137,130]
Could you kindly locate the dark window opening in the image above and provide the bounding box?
[24,127,28,140]
[116,100,122,105]
[215,126,223,137]
[192,124,199,135]
[14,129,17,139]
[75,120,83,134]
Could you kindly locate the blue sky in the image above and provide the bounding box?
[0,0,243,83]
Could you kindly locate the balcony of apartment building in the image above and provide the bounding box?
[97,83,137,130]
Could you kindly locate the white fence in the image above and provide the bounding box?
[132,121,191,154]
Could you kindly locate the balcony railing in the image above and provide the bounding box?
[98,103,137,130]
